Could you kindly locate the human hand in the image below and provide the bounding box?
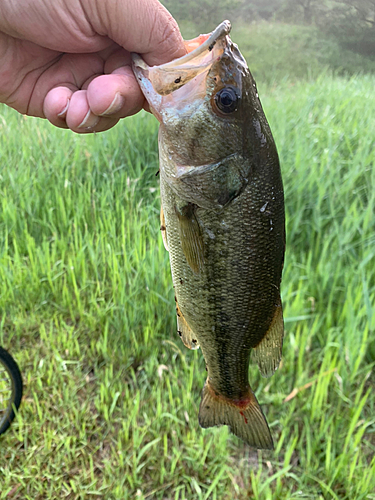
[0,0,185,133]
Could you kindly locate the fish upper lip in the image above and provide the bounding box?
[131,20,231,73]
[150,20,231,70]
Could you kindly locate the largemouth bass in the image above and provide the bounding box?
[132,21,285,449]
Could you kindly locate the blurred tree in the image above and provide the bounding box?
[295,0,316,23]
[162,0,243,30]
[161,0,375,59]
[279,0,325,24]
[162,0,289,28]
[246,0,284,20]
[320,0,375,56]
[342,0,375,27]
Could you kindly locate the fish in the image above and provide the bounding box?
[132,21,285,449]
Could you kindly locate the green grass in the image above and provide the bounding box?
[1,72,375,499]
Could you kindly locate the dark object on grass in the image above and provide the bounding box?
[0,346,23,435]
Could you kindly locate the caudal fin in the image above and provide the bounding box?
[198,379,273,449]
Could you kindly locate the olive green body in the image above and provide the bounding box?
[160,117,285,400]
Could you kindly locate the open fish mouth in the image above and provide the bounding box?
[131,21,245,121]
[132,20,231,95]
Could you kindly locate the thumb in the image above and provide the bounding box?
[82,0,186,65]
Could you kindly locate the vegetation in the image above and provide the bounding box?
[164,0,375,62]
[318,0,375,56]
[0,20,374,500]
[229,22,375,84]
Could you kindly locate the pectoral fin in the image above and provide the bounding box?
[175,203,205,274]
[175,299,200,350]
[160,206,169,252]
[252,297,284,378]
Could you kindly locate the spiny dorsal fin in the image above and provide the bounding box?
[175,203,204,274]
[175,298,200,350]
[198,379,273,449]
[252,296,284,378]
[160,205,169,252]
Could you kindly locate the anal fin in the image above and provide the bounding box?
[175,299,200,350]
[198,379,273,449]
[252,296,284,378]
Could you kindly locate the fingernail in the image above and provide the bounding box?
[77,110,100,129]
[57,100,70,118]
[99,92,124,116]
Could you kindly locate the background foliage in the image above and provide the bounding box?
[164,0,375,60]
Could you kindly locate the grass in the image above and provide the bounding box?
[0,72,375,498]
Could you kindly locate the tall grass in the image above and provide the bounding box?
[0,72,374,499]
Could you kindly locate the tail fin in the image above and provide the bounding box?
[198,379,273,449]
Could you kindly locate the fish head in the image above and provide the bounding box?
[132,21,265,170]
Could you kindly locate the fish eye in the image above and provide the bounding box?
[214,86,240,114]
